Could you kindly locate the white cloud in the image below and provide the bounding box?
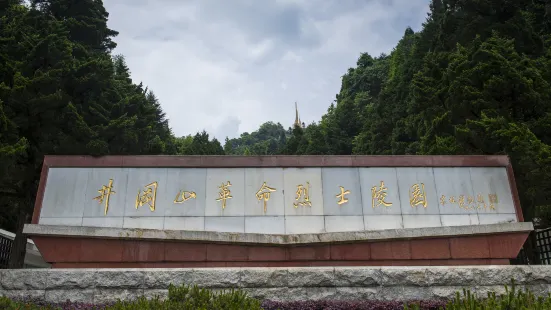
[104,0,431,141]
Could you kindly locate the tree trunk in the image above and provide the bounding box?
[8,207,30,268]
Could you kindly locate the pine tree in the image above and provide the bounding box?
[0,0,177,267]
[283,125,308,155]
[0,2,96,267]
[184,131,224,155]
[31,0,119,53]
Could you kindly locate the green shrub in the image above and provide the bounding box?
[108,296,166,310]
[404,280,551,310]
[0,296,46,310]
[108,284,262,310]
[445,280,551,310]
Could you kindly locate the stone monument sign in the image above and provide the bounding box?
[23,155,531,268]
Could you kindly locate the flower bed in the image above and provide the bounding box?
[2,281,550,310]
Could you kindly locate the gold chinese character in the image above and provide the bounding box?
[457,195,468,210]
[371,181,392,208]
[93,179,116,215]
[409,183,427,208]
[449,196,456,204]
[336,186,351,205]
[135,181,158,211]
[459,195,475,210]
[439,195,446,206]
[466,195,475,210]
[488,193,498,210]
[216,181,232,209]
[174,190,196,204]
[255,182,276,213]
[293,182,312,208]
[476,193,487,210]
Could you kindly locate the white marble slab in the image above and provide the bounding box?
[478,213,517,224]
[321,168,363,216]
[434,168,478,215]
[40,168,90,219]
[283,168,324,216]
[244,168,285,216]
[440,214,480,226]
[359,168,402,215]
[440,214,479,227]
[324,216,364,232]
[396,168,440,215]
[245,216,285,234]
[402,215,442,229]
[124,168,168,217]
[205,217,245,233]
[364,215,403,230]
[83,168,128,217]
[123,216,164,230]
[38,166,520,234]
[469,168,515,214]
[164,168,207,217]
[164,216,205,231]
[82,217,124,228]
[285,216,325,234]
[205,169,245,216]
[39,217,82,226]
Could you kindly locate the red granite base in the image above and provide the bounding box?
[32,231,528,268]
[51,259,510,268]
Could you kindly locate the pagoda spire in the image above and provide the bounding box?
[294,102,302,127]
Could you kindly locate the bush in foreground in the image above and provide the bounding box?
[1,281,551,309]
[262,300,447,310]
[438,281,551,310]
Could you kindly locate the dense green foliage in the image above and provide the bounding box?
[221,0,551,259]
[0,284,263,310]
[175,131,224,155]
[265,0,551,228]
[406,281,551,310]
[223,122,287,155]
[0,0,224,267]
[109,285,263,310]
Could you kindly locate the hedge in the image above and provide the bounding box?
[1,281,550,309]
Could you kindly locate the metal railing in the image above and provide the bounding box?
[536,227,551,265]
[512,227,551,265]
[0,234,12,268]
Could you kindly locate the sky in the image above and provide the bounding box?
[104,0,431,141]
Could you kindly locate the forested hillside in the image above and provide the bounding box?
[1,0,551,267]
[223,122,288,155]
[0,0,176,267]
[266,0,551,229]
[226,0,551,233]
[0,0,226,267]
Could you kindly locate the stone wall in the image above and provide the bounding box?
[1,266,550,304]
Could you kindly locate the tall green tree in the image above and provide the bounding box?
[180,131,224,155]
[224,121,287,155]
[282,125,309,155]
[275,0,551,264]
[0,2,97,267]
[0,0,177,267]
[31,0,118,53]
